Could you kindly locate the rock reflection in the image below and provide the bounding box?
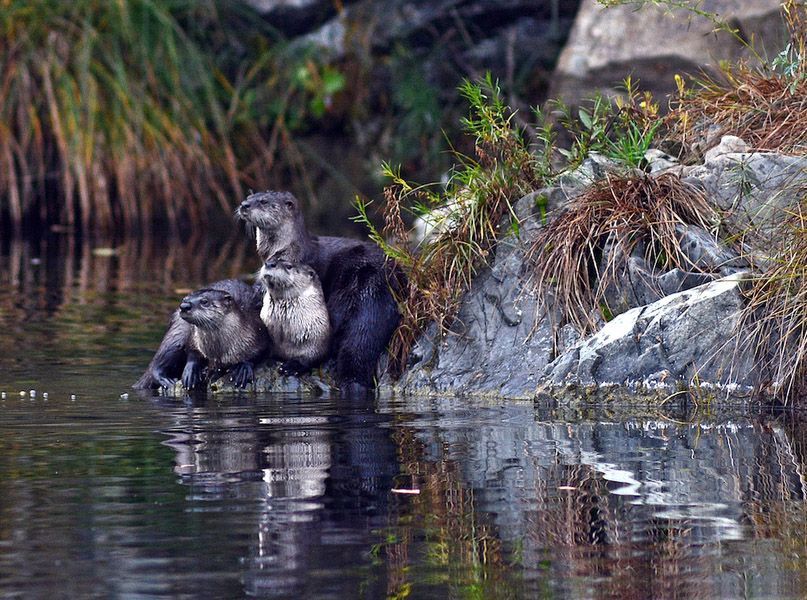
[376,399,807,599]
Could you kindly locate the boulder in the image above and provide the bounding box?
[388,193,557,399]
[549,0,787,106]
[543,272,754,390]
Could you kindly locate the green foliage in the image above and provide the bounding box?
[555,77,663,168]
[355,74,549,373]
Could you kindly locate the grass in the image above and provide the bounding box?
[0,0,353,233]
[355,75,549,374]
[527,173,719,331]
[740,193,807,403]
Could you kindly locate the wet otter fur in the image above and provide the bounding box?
[259,259,330,373]
[133,279,269,391]
[237,191,401,391]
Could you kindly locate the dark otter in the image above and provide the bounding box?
[133,279,269,391]
[237,191,401,391]
[259,259,330,373]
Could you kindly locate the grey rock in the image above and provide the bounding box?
[243,0,347,35]
[675,223,748,275]
[599,223,743,318]
[544,272,754,390]
[682,151,807,252]
[388,193,556,399]
[550,0,787,106]
[644,148,679,174]
[703,135,749,162]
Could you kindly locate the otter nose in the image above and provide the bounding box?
[264,259,278,270]
[238,199,252,213]
[179,301,193,312]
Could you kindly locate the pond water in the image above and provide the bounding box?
[1,234,806,599]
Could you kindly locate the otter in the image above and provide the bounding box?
[259,259,330,373]
[237,191,402,391]
[133,279,269,391]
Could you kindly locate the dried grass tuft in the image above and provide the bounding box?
[528,173,719,331]
[672,0,807,155]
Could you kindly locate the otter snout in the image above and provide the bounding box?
[237,198,254,217]
[179,300,193,313]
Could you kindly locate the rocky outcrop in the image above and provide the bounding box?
[386,143,804,400]
[544,272,754,390]
[388,193,556,399]
[550,0,787,106]
[680,145,807,254]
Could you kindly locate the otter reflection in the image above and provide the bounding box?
[159,396,398,598]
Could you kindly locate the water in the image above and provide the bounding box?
[1,234,807,599]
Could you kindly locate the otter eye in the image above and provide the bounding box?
[200,299,210,307]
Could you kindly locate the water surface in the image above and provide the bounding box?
[1,235,806,599]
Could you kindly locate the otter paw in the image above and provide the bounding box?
[228,362,254,388]
[156,374,178,389]
[181,362,205,390]
[278,360,307,376]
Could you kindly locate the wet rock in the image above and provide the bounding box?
[544,272,754,390]
[165,364,334,397]
[388,192,555,399]
[550,0,787,105]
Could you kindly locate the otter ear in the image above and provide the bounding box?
[285,197,295,209]
[222,293,233,305]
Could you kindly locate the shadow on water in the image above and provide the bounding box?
[1,234,807,598]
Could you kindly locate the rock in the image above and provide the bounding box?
[164,364,334,397]
[242,0,347,35]
[543,272,754,390]
[644,148,679,174]
[703,135,749,162]
[682,151,807,253]
[550,0,787,106]
[388,192,556,399]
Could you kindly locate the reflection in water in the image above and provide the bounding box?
[158,396,399,598]
[1,234,807,599]
[146,395,807,599]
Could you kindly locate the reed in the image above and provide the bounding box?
[0,0,305,233]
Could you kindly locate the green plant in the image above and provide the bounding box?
[555,77,664,168]
[355,74,549,373]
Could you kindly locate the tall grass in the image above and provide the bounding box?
[0,0,351,233]
[741,193,807,403]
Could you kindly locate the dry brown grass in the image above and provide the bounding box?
[528,173,719,331]
[740,194,807,404]
[672,0,807,155]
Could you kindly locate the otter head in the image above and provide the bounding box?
[259,259,318,298]
[236,191,300,230]
[236,191,306,261]
[178,289,236,329]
